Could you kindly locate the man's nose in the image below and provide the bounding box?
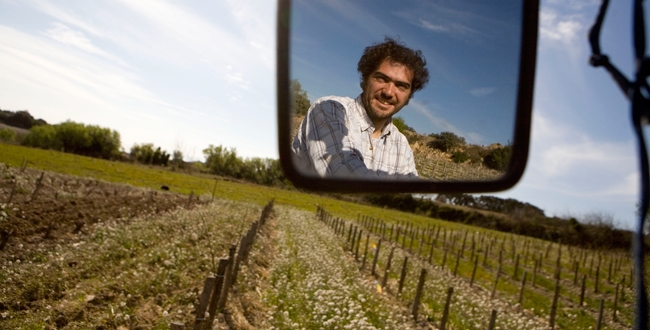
[381,83,395,98]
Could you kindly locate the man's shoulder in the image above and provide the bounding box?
[309,96,358,118]
[313,95,355,107]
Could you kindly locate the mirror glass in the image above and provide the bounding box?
[287,0,524,182]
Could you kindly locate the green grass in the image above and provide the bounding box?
[0,144,442,221]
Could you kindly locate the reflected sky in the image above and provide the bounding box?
[290,0,523,145]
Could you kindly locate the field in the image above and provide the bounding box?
[0,144,638,329]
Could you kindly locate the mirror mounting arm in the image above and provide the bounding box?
[588,0,650,328]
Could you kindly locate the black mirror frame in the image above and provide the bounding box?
[277,0,539,193]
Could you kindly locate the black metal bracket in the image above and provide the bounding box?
[588,0,649,328]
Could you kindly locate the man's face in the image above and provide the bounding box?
[362,58,414,126]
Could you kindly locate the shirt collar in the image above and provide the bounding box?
[354,94,394,138]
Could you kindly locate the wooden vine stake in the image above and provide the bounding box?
[211,179,218,202]
[549,271,561,329]
[412,268,427,320]
[381,247,396,289]
[453,250,461,277]
[532,257,538,288]
[193,276,217,330]
[29,172,44,202]
[513,254,520,280]
[207,258,229,326]
[518,271,527,305]
[184,190,193,209]
[470,256,478,287]
[596,299,604,330]
[580,274,587,307]
[7,180,17,204]
[20,156,27,172]
[491,262,502,299]
[371,239,382,276]
[361,234,370,270]
[613,283,619,321]
[488,309,497,330]
[594,265,600,293]
[398,257,408,296]
[350,226,358,252]
[440,286,454,330]
[218,245,237,310]
[354,230,362,261]
[441,247,449,270]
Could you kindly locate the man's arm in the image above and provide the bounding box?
[294,99,379,178]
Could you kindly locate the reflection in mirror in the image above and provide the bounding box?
[288,0,522,182]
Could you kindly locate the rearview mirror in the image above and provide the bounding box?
[277,0,538,193]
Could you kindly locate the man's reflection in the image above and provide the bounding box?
[292,37,430,179]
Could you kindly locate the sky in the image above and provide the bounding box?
[0,0,644,230]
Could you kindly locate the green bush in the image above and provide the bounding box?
[427,131,465,152]
[484,146,512,171]
[465,145,489,164]
[203,144,285,187]
[451,151,469,163]
[0,128,17,142]
[130,143,170,166]
[22,121,121,159]
[392,116,415,134]
[22,125,61,150]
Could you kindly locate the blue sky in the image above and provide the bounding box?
[0,0,643,230]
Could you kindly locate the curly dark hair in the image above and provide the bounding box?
[357,37,429,97]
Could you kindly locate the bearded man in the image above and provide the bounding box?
[292,37,430,178]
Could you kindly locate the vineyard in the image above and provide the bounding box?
[411,143,502,181]
[0,145,640,329]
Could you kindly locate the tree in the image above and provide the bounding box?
[427,131,465,152]
[451,151,469,163]
[203,144,244,178]
[22,121,121,159]
[291,79,311,116]
[0,110,47,129]
[484,146,512,171]
[22,125,61,150]
[86,125,121,159]
[465,145,490,164]
[171,150,185,168]
[392,116,415,134]
[131,143,170,166]
[0,128,17,142]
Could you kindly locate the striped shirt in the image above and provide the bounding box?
[291,95,418,179]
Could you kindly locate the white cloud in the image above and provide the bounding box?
[469,87,496,97]
[418,19,449,32]
[45,23,102,54]
[539,9,584,44]
[526,112,636,198]
[395,7,479,41]
[409,100,484,144]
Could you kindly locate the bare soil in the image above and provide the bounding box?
[0,163,208,264]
